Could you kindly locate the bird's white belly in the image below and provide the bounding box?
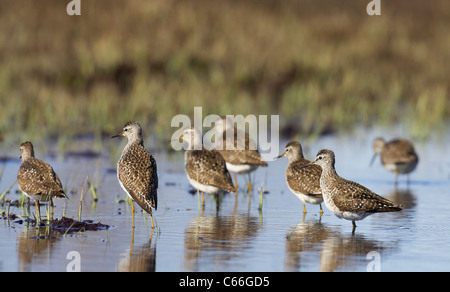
[322,192,370,222]
[287,185,323,205]
[225,163,257,174]
[117,172,133,200]
[19,188,51,202]
[24,192,48,202]
[187,175,221,194]
[338,211,371,221]
[384,162,417,174]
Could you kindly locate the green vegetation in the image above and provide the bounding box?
[0,0,448,144]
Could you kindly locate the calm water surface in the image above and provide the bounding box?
[1,129,450,272]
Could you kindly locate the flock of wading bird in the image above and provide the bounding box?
[16,117,419,233]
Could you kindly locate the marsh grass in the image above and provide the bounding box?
[78,176,88,221]
[88,161,101,202]
[0,181,16,204]
[0,0,449,144]
[88,176,99,202]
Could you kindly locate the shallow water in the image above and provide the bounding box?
[1,128,450,272]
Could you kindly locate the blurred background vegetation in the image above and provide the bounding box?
[0,0,449,149]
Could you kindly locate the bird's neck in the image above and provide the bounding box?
[287,152,307,166]
[319,165,339,189]
[21,154,33,162]
[185,136,203,151]
[123,138,144,154]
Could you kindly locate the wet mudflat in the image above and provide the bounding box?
[1,129,450,272]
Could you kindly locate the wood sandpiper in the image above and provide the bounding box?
[212,116,267,193]
[182,127,236,205]
[304,149,402,233]
[371,137,419,184]
[278,141,323,215]
[17,141,67,220]
[112,121,158,229]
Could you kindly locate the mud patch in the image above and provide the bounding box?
[1,212,111,233]
[50,217,111,233]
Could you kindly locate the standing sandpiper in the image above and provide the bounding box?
[278,141,323,215]
[212,116,267,193]
[17,141,67,220]
[112,121,158,229]
[182,127,236,205]
[304,149,402,233]
[371,137,419,184]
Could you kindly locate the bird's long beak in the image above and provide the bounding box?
[170,137,183,148]
[111,131,124,139]
[369,153,378,167]
[170,137,182,143]
[276,151,286,159]
[299,160,316,169]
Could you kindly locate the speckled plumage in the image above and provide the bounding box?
[309,149,402,232]
[372,137,419,179]
[17,141,66,202]
[218,131,268,170]
[213,117,267,175]
[183,128,235,194]
[113,122,158,216]
[278,141,323,213]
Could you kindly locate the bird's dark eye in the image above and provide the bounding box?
[124,128,128,132]
[318,156,323,160]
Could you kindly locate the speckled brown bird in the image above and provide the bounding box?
[304,149,402,233]
[371,137,419,183]
[212,116,267,192]
[112,121,158,229]
[182,127,235,204]
[17,141,67,219]
[278,141,323,214]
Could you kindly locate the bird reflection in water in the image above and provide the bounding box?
[285,217,401,272]
[183,214,261,271]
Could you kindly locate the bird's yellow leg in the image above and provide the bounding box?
[50,199,54,221]
[35,200,40,222]
[150,214,154,230]
[130,227,135,252]
[130,201,135,229]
